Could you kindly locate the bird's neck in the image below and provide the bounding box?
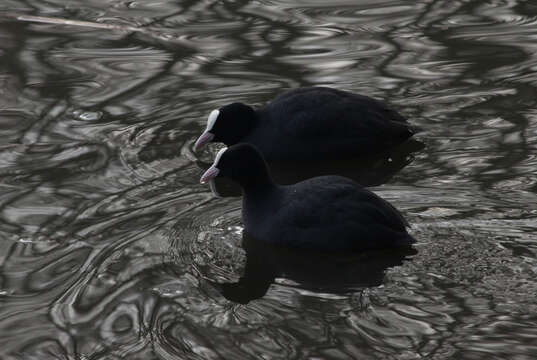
[236,164,277,197]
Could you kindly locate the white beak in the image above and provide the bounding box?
[200,165,220,184]
[193,131,215,152]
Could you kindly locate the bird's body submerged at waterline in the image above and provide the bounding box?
[194,87,417,161]
[200,144,416,252]
[242,175,415,251]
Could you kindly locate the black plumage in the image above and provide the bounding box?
[194,87,416,161]
[201,143,416,251]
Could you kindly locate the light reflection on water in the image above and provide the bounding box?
[0,0,537,358]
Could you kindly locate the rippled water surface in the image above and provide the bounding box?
[1,0,537,359]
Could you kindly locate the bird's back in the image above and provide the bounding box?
[251,87,413,161]
[243,175,415,251]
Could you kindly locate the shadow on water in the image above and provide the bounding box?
[1,0,537,358]
[214,232,417,304]
[203,138,425,197]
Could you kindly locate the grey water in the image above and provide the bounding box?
[0,0,537,359]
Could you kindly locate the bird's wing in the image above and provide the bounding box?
[276,177,408,234]
[263,88,409,140]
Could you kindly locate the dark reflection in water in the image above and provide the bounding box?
[207,138,425,197]
[216,232,417,304]
[1,0,537,359]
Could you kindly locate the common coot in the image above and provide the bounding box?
[194,87,417,161]
[200,143,416,252]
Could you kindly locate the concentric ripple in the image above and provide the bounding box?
[1,0,537,358]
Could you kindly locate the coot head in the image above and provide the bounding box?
[193,103,256,151]
[200,143,273,190]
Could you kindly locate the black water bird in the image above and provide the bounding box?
[193,87,417,161]
[200,143,416,252]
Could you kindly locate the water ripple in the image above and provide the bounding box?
[1,0,537,358]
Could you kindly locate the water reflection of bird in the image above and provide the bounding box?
[201,144,416,252]
[198,137,424,197]
[213,232,417,304]
[193,87,420,161]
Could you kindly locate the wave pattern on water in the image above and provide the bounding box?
[0,0,537,359]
